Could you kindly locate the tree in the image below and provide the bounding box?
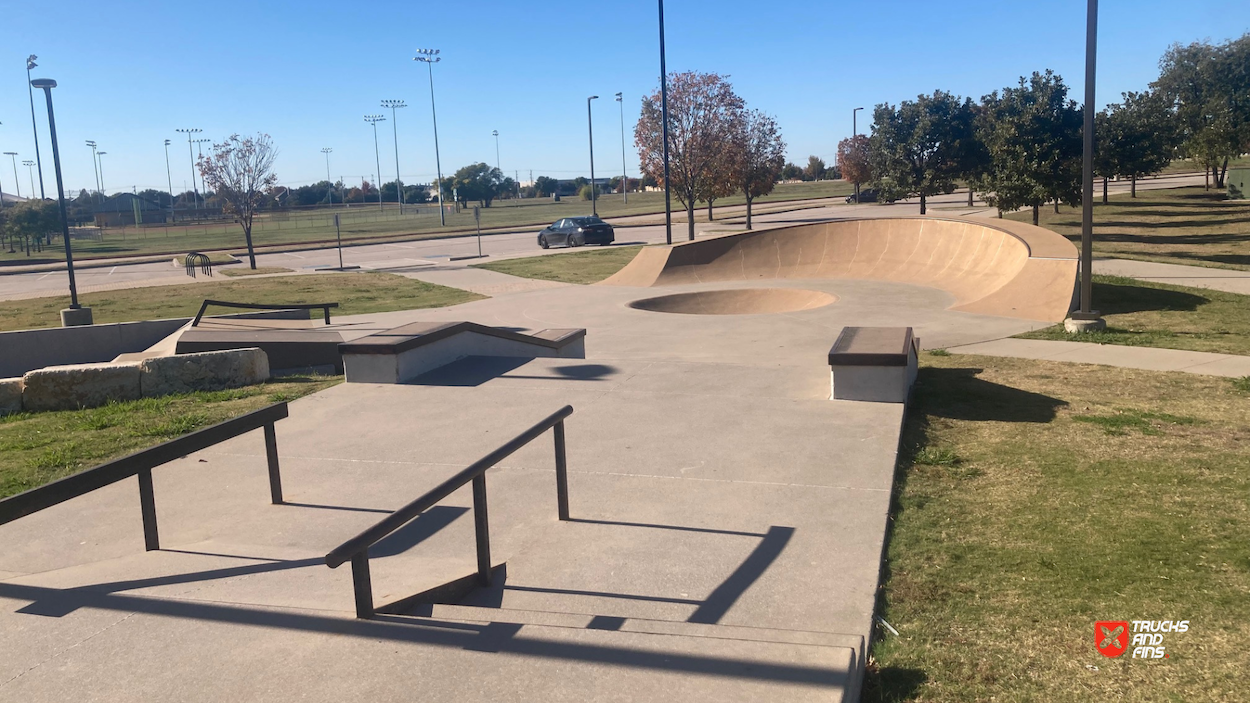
[636,71,745,240]
[443,163,505,208]
[976,71,1082,224]
[869,91,979,214]
[836,135,872,191]
[1153,35,1250,189]
[534,176,559,197]
[780,162,803,181]
[728,110,786,230]
[3,199,59,251]
[1097,90,1178,197]
[804,155,826,181]
[197,133,279,268]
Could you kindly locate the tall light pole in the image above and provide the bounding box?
[96,152,106,199]
[615,92,628,203]
[23,160,36,197]
[3,153,20,198]
[85,140,101,204]
[1068,0,1105,332]
[175,128,202,211]
[658,0,673,243]
[852,107,864,203]
[381,99,406,213]
[414,49,445,225]
[163,139,175,219]
[492,129,502,171]
[321,147,334,205]
[587,95,599,216]
[31,78,87,323]
[26,56,46,199]
[364,115,386,210]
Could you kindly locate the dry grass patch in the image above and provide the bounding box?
[474,246,643,284]
[219,266,294,277]
[865,355,1250,702]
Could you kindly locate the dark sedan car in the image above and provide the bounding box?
[538,216,615,248]
[845,188,879,203]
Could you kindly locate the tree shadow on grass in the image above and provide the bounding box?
[1090,279,1209,314]
[911,367,1068,424]
[861,665,928,703]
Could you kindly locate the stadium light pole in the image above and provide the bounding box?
[31,78,84,317]
[492,130,501,173]
[615,92,628,204]
[85,140,101,204]
[381,99,406,213]
[163,139,175,218]
[852,107,863,203]
[1068,0,1105,332]
[96,152,106,199]
[657,0,673,243]
[321,147,334,205]
[26,56,46,199]
[414,49,445,225]
[364,115,386,211]
[23,160,36,197]
[587,95,599,216]
[3,153,20,198]
[175,128,202,211]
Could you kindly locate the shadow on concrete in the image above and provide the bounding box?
[282,501,394,515]
[412,358,619,387]
[688,526,794,624]
[567,517,765,538]
[912,367,1067,424]
[369,505,469,558]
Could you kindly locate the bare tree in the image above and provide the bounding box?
[636,72,745,240]
[198,133,279,269]
[729,110,786,230]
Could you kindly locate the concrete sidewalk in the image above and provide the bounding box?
[1094,258,1250,295]
[946,338,1250,377]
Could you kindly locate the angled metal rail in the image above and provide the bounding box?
[192,299,339,326]
[325,405,574,618]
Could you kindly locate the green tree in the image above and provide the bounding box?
[1096,90,1178,198]
[3,199,60,250]
[444,163,504,208]
[803,155,826,181]
[976,71,1083,224]
[869,90,979,214]
[729,109,786,229]
[780,162,803,181]
[533,176,559,197]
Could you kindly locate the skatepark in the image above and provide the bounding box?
[3,215,1078,700]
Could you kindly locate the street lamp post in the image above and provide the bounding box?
[414,49,445,226]
[364,115,386,211]
[175,128,202,211]
[852,107,863,203]
[381,99,407,213]
[587,96,599,216]
[1067,0,1105,332]
[321,147,334,205]
[3,153,20,198]
[615,93,628,204]
[658,0,673,243]
[96,152,106,199]
[31,77,89,325]
[23,160,36,197]
[85,140,102,204]
[163,139,175,219]
[26,56,46,199]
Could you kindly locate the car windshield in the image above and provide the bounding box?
[570,217,604,226]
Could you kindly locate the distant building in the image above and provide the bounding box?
[93,193,168,226]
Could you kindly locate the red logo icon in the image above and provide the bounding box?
[1096,621,1129,657]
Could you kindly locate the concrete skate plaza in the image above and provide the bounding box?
[0,217,1075,701]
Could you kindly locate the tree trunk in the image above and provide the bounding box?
[242,221,257,269]
[1032,204,1039,226]
[967,188,973,207]
[745,196,754,230]
[1218,158,1229,188]
[1102,177,1108,204]
[1131,174,1136,198]
[997,208,1003,219]
[1054,200,1060,214]
[686,202,696,241]
[707,199,714,221]
[919,193,927,215]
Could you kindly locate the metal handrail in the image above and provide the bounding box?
[326,405,574,618]
[192,299,339,327]
[0,403,289,551]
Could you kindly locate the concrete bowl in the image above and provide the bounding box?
[628,288,837,315]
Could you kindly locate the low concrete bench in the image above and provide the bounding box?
[828,327,918,403]
[339,321,587,384]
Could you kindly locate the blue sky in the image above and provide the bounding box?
[1,1,1246,197]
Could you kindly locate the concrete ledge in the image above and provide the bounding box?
[340,322,587,384]
[139,348,270,396]
[22,362,143,412]
[0,377,22,416]
[829,327,918,403]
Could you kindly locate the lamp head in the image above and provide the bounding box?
[30,78,56,89]
[615,92,622,100]
[86,140,97,148]
[3,152,16,157]
[589,95,599,101]
[27,55,38,69]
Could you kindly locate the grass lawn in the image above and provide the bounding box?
[1160,156,1250,176]
[219,266,294,277]
[0,374,341,500]
[1007,186,1250,270]
[0,181,853,265]
[474,245,643,284]
[1016,275,1250,356]
[0,271,485,331]
[864,353,1250,701]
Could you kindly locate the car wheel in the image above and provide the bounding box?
[539,235,549,249]
[570,235,583,248]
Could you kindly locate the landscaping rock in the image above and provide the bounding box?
[139,348,270,396]
[22,362,142,412]
[0,377,23,416]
